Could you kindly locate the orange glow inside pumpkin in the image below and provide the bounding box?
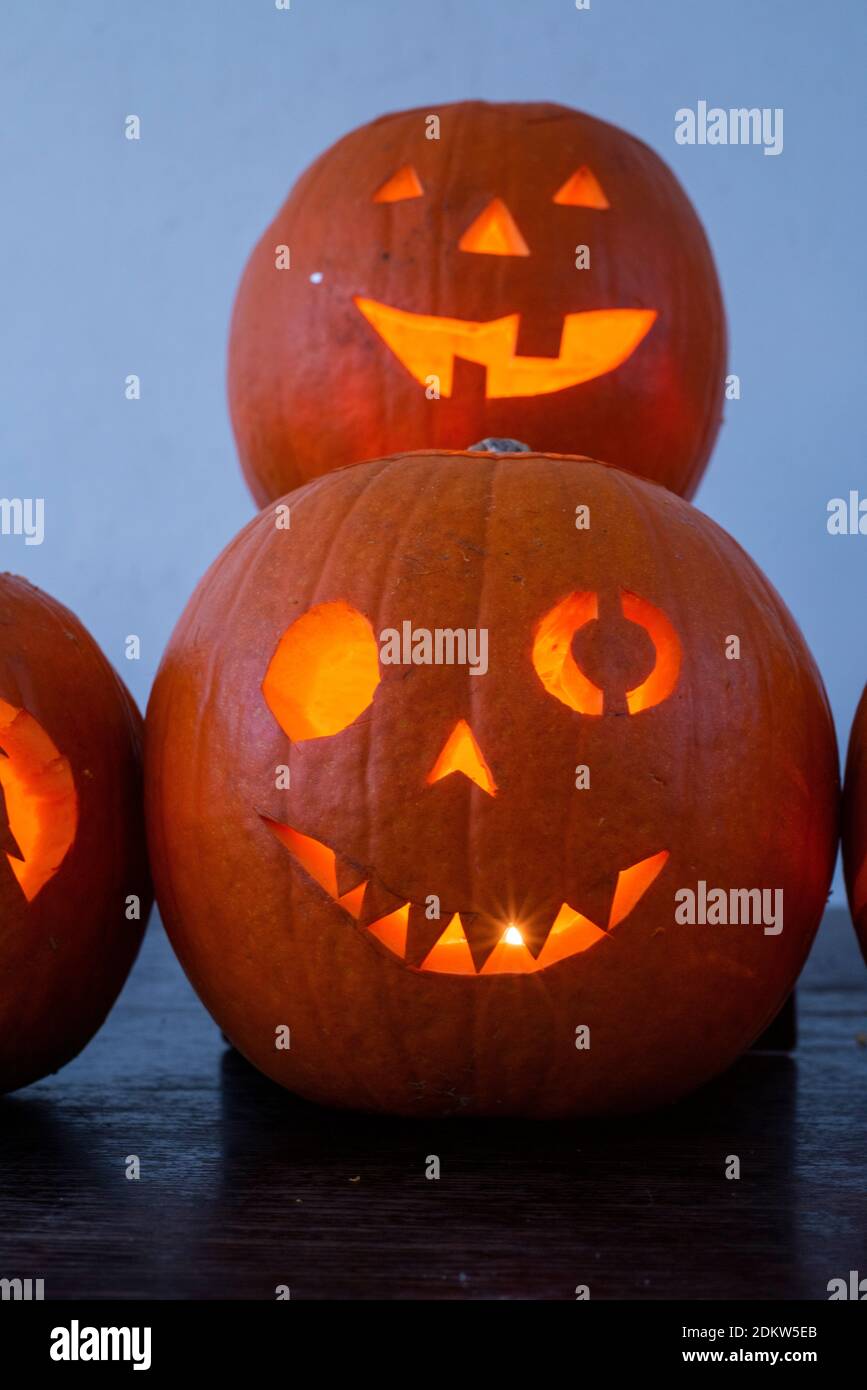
[264,816,669,977]
[354,297,657,399]
[532,591,602,715]
[608,850,670,927]
[621,593,681,714]
[368,903,410,956]
[263,601,380,741]
[458,198,530,257]
[553,166,610,209]
[427,719,497,795]
[420,913,588,975]
[0,697,78,901]
[373,164,424,203]
[264,819,339,897]
[262,820,368,917]
[419,914,476,973]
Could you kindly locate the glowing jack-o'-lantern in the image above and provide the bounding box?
[0,576,151,1093]
[228,101,726,506]
[842,685,867,963]
[146,449,836,1117]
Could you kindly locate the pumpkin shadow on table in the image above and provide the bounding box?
[0,1093,103,1175]
[211,1045,800,1299]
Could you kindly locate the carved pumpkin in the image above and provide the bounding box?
[843,684,867,961]
[146,449,836,1117]
[228,101,726,507]
[0,576,151,1092]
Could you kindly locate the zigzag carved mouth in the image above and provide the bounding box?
[262,816,668,976]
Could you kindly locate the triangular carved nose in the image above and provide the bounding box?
[458,198,530,257]
[426,719,497,795]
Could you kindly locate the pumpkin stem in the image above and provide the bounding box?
[467,438,532,454]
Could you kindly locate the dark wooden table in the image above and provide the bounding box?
[1,908,865,1301]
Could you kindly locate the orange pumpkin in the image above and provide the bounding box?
[228,102,726,506]
[843,684,867,961]
[0,576,151,1092]
[146,449,836,1117]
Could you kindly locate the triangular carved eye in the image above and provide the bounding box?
[373,164,424,203]
[553,166,610,209]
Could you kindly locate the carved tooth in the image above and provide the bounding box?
[417,915,476,975]
[567,870,619,935]
[367,904,410,959]
[608,850,669,929]
[337,881,367,920]
[358,879,408,930]
[510,900,563,959]
[459,911,507,974]
[404,902,454,969]
[259,815,338,897]
[535,904,607,968]
[335,854,368,899]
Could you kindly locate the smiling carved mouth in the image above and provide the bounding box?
[262,815,668,975]
[354,297,657,398]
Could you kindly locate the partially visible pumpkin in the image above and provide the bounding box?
[843,684,867,961]
[228,101,726,506]
[0,576,151,1092]
[145,448,837,1118]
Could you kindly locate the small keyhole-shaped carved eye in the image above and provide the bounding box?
[532,591,681,715]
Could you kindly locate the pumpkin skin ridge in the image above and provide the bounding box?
[228,100,726,506]
[146,452,837,1118]
[0,576,152,1093]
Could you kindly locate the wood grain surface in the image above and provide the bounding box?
[1,908,865,1301]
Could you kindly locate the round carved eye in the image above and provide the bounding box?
[532,591,681,716]
[262,601,380,741]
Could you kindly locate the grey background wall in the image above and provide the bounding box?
[1,0,863,897]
